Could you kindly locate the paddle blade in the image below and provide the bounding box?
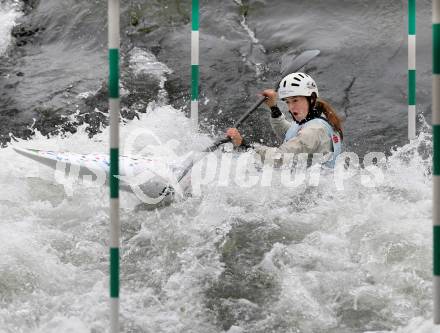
[280,49,320,78]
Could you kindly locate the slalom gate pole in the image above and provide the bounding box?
[408,0,416,140]
[108,0,120,332]
[191,0,199,131]
[408,0,416,141]
[433,0,440,324]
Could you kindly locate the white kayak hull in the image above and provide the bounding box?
[13,147,179,197]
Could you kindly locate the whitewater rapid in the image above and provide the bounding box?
[0,102,436,333]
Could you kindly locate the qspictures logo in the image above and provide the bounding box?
[53,129,386,204]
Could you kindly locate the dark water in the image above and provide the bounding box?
[0,0,433,154]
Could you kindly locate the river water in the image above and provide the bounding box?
[0,0,437,332]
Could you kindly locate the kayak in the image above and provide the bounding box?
[13,147,182,198]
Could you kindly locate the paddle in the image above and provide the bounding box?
[190,50,321,157]
[145,49,321,203]
[174,49,320,184]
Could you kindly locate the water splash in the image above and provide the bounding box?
[0,0,22,55]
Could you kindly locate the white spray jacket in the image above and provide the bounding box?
[253,113,341,167]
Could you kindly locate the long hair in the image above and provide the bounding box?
[316,98,344,140]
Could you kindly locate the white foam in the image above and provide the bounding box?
[129,47,172,80]
[0,104,435,332]
[129,47,173,104]
[0,1,22,56]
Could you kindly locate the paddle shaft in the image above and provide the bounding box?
[203,96,268,151]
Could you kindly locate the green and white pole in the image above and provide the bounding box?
[408,0,416,140]
[434,0,440,324]
[191,0,199,130]
[108,0,120,332]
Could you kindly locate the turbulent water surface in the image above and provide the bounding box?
[0,0,436,332]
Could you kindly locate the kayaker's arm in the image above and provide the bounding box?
[269,109,291,141]
[253,124,331,163]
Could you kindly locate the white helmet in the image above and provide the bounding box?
[278,72,319,100]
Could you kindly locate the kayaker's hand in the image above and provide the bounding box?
[226,128,243,147]
[260,89,277,108]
